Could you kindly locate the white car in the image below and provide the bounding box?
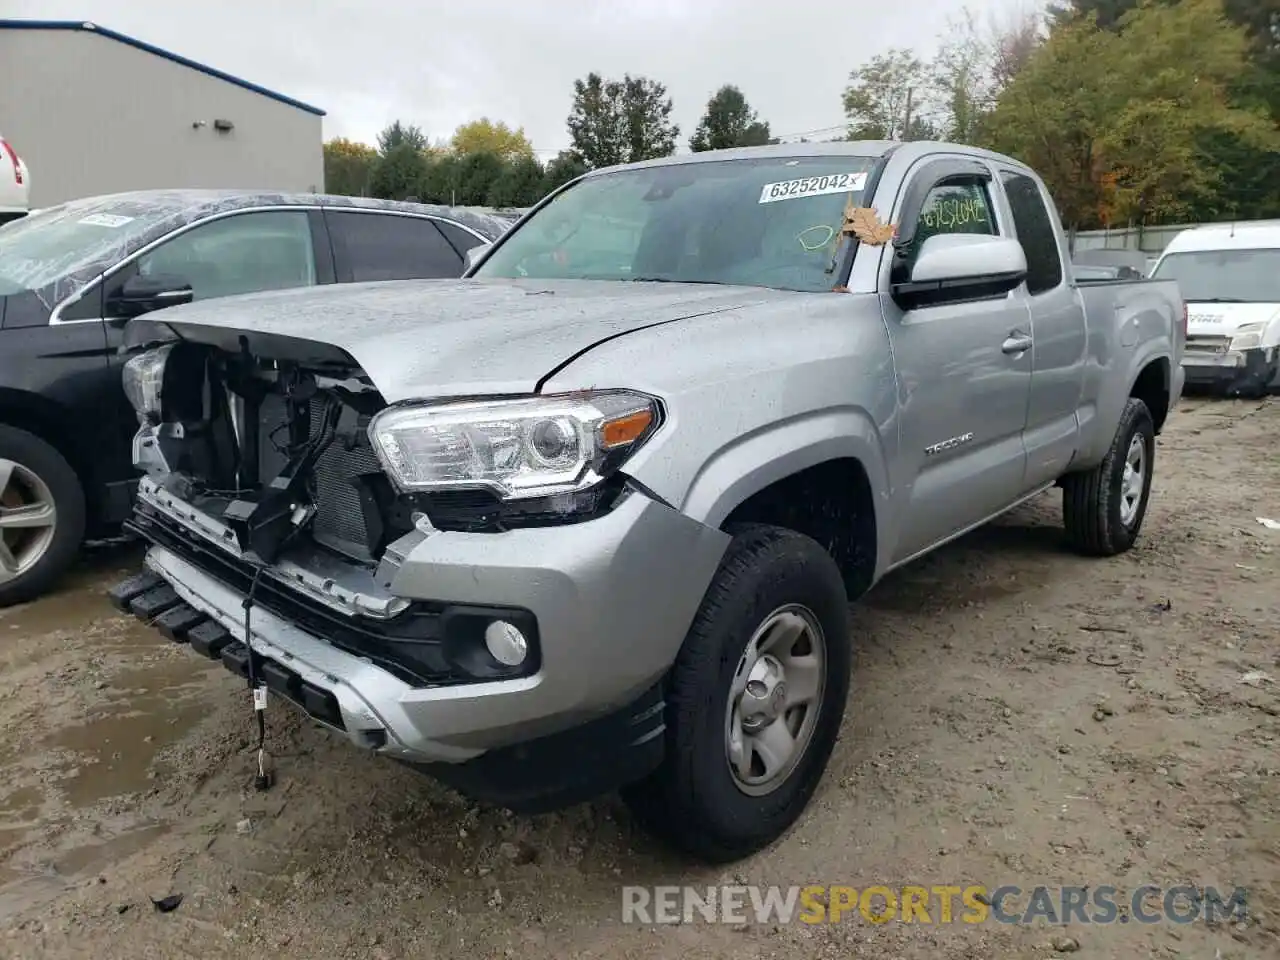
[1150,219,1280,397]
[0,133,29,227]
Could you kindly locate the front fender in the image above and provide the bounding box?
[640,406,893,575]
[1258,312,1280,351]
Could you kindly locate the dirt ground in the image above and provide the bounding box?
[0,395,1277,960]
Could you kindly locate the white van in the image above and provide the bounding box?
[0,133,29,227]
[1151,220,1280,397]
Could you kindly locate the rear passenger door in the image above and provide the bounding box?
[998,169,1088,489]
[325,211,465,282]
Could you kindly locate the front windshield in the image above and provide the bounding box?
[1151,248,1280,303]
[475,156,880,293]
[0,197,167,296]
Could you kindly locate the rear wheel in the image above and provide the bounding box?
[622,524,852,863]
[0,426,86,607]
[1061,398,1155,556]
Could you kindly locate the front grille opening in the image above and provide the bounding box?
[254,392,406,564]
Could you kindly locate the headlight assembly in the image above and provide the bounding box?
[1229,322,1265,352]
[367,391,662,500]
[122,343,174,423]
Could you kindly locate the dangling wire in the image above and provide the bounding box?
[243,564,272,790]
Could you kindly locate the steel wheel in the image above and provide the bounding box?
[1119,434,1145,528]
[724,603,827,797]
[0,458,58,584]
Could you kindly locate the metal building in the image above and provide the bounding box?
[0,20,325,208]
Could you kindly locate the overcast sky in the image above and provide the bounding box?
[10,0,1029,157]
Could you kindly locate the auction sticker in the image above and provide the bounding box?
[78,213,135,228]
[758,172,868,204]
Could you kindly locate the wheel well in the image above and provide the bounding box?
[0,389,102,524]
[722,458,877,600]
[1131,358,1171,434]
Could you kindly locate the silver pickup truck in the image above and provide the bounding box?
[108,141,1185,863]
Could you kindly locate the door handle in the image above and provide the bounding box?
[1002,333,1033,355]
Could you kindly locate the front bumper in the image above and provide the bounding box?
[1182,345,1277,395]
[116,480,729,771]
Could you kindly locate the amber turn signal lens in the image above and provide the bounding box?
[600,408,654,449]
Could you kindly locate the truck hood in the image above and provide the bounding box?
[125,278,793,403]
[1186,301,1280,340]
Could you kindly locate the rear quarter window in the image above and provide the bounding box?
[329,212,463,281]
[1000,172,1063,295]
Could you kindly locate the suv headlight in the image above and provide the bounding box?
[1229,322,1265,352]
[368,391,661,500]
[122,344,174,423]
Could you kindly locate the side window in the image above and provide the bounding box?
[433,219,487,256]
[329,212,462,281]
[1001,172,1063,295]
[909,181,997,262]
[137,211,315,301]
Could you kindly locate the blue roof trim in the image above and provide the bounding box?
[0,19,326,116]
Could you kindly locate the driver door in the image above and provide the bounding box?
[882,158,1034,564]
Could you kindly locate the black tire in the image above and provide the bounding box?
[622,524,852,863]
[1061,397,1155,557]
[0,425,87,607]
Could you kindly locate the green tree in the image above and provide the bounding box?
[376,120,428,155]
[487,155,546,207]
[1052,0,1280,42]
[930,11,995,143]
[369,142,429,201]
[455,151,506,206]
[985,0,1276,230]
[689,85,774,151]
[451,119,536,161]
[543,151,589,193]
[420,153,462,205]
[322,138,377,196]
[566,72,679,167]
[1050,0,1280,219]
[843,49,937,140]
[1048,0,1137,27]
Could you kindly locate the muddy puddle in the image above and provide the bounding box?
[0,541,222,922]
[43,660,215,808]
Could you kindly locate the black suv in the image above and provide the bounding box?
[0,190,508,606]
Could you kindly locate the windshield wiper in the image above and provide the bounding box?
[1192,297,1247,303]
[628,276,726,285]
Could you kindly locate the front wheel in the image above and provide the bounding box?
[0,426,86,607]
[622,524,852,863]
[1061,397,1155,557]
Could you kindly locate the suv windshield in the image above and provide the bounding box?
[1152,248,1280,303]
[0,197,168,296]
[474,156,879,293]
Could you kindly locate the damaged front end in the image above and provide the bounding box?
[117,331,664,690]
[125,338,403,570]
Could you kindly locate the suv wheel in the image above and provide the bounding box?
[1061,397,1155,556]
[0,426,86,607]
[622,524,852,863]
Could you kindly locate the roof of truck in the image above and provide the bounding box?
[586,140,1028,175]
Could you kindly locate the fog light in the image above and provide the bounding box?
[484,620,528,667]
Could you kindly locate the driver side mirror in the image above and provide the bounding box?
[108,273,195,320]
[463,242,492,274]
[891,234,1027,310]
